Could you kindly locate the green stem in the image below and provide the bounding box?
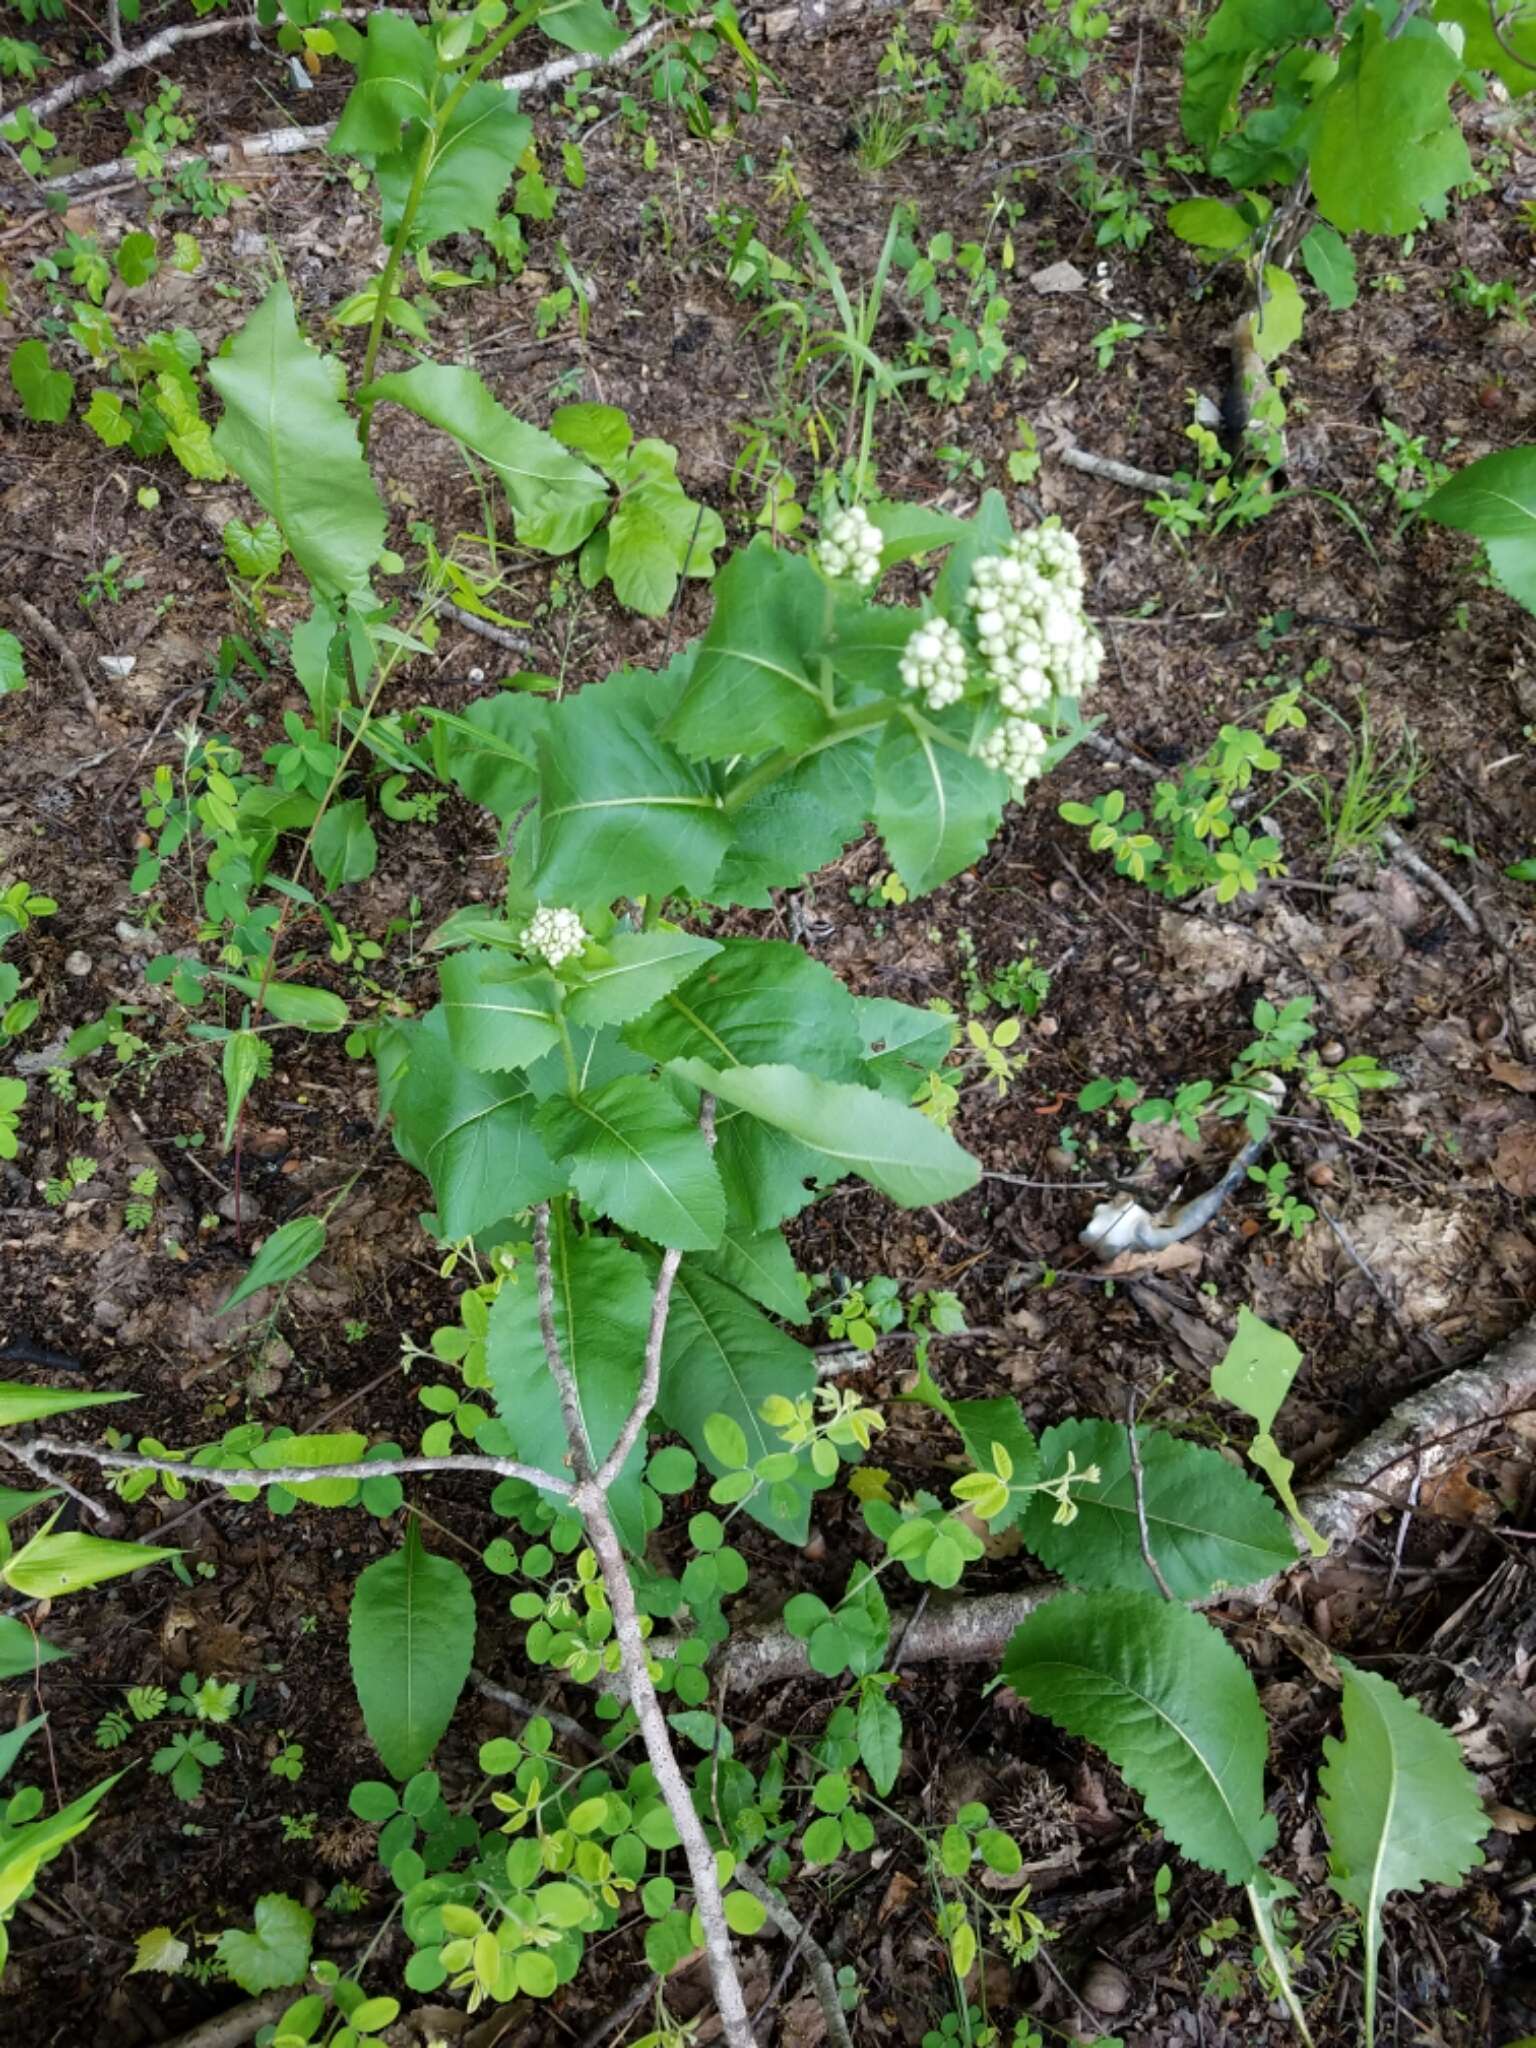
[1245,1883,1317,2048]
[720,701,895,816]
[552,999,582,1099]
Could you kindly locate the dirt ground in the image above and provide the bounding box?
[2,3,1536,2044]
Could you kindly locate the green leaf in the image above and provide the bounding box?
[661,545,834,760]
[1002,1590,1276,1884]
[328,12,436,156]
[311,798,378,889]
[485,1219,652,1547]
[363,363,606,555]
[592,438,725,617]
[84,388,133,449]
[535,1074,725,1250]
[1424,446,1536,618]
[0,631,25,696]
[3,1519,177,1598]
[531,668,731,909]
[723,1888,766,1936]
[694,1225,807,1325]
[218,1215,326,1315]
[9,339,73,424]
[209,284,386,597]
[439,953,563,1073]
[115,231,158,286]
[950,1396,1040,1531]
[625,938,864,1081]
[1433,0,1536,93]
[865,498,971,568]
[1211,1306,1301,1433]
[0,1715,44,1790]
[565,929,721,1030]
[220,1029,263,1154]
[856,1687,902,1796]
[1299,222,1358,310]
[216,1892,316,1995]
[0,1617,71,1680]
[1166,197,1252,250]
[669,1059,979,1209]
[656,1261,821,1545]
[0,1486,57,1524]
[854,995,956,1103]
[249,1431,368,1507]
[873,717,1007,896]
[0,1772,120,1925]
[349,1519,475,1779]
[212,972,348,1033]
[549,401,633,473]
[1252,264,1302,362]
[379,1007,564,1238]
[535,0,627,58]
[224,516,285,580]
[1310,13,1470,235]
[377,86,533,249]
[1319,1660,1486,2046]
[1021,1419,1296,1596]
[1179,0,1331,150]
[712,736,877,906]
[0,1382,134,1426]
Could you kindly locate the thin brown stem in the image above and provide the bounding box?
[1125,1390,1175,1602]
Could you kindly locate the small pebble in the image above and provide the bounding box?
[1318,1039,1345,1066]
[64,950,93,978]
[1080,1960,1130,2015]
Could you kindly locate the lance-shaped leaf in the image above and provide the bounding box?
[1310,13,1470,235]
[439,952,563,1073]
[1320,1659,1486,2046]
[3,1517,178,1599]
[1002,1590,1276,1885]
[209,284,386,597]
[656,1260,823,1545]
[695,1225,807,1324]
[219,1215,326,1315]
[485,1222,652,1547]
[531,669,731,909]
[661,545,834,761]
[379,1008,565,1239]
[563,929,720,1031]
[626,938,864,1081]
[535,1074,725,1250]
[0,1617,72,1680]
[1022,1418,1297,1597]
[670,1059,978,1208]
[348,1518,475,1780]
[328,12,437,157]
[0,1382,134,1427]
[364,363,606,555]
[376,88,531,250]
[873,716,1008,897]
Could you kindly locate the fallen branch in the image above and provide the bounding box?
[22,17,246,124]
[4,594,100,721]
[16,1438,571,1498]
[472,1666,604,1756]
[157,1989,296,2048]
[1380,825,1482,937]
[1060,443,1179,495]
[734,1866,854,2048]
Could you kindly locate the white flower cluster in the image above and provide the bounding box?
[521,905,587,969]
[899,617,969,710]
[967,523,1101,716]
[817,505,882,588]
[976,717,1048,782]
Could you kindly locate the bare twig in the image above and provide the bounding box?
[2,1439,112,1525]
[4,595,100,720]
[734,1866,855,2048]
[14,1438,570,1498]
[533,1216,757,2048]
[21,17,244,122]
[156,1990,296,2048]
[1380,826,1482,936]
[444,601,532,653]
[472,1667,604,1756]
[1125,1390,1175,1601]
[1060,444,1178,494]
[578,1974,663,2048]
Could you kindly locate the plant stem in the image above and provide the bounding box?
[1245,1883,1317,2048]
[720,702,893,816]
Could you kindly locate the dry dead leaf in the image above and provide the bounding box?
[1488,1056,1536,1093]
[1487,1802,1536,1834]
[1493,1124,1536,1196]
[877,1869,918,1924]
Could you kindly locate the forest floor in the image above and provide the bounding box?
[1,2,1535,2045]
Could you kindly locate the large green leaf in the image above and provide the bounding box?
[0,1382,134,1426]
[712,736,877,906]
[209,283,387,598]
[695,1225,807,1324]
[1002,1590,1276,1885]
[854,995,956,1103]
[328,11,437,157]
[217,1892,315,1995]
[672,1059,978,1209]
[656,1260,822,1545]
[711,1105,828,1232]
[485,1220,652,1546]
[535,1074,725,1250]
[0,1617,71,1680]
[439,952,563,1073]
[535,0,627,57]
[348,1517,475,1780]
[1425,446,1536,618]
[0,1772,120,1926]
[1320,1660,1486,2046]
[364,364,607,556]
[625,938,864,1081]
[428,691,545,820]
[531,669,731,909]
[1179,0,1330,149]
[566,929,721,1030]
[1021,1419,1296,1597]
[873,717,1007,897]
[379,1008,565,1238]
[1434,0,1536,94]
[376,88,532,249]
[0,1486,56,1525]
[661,545,834,761]
[1310,14,1470,235]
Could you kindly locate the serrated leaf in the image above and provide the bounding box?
[950,1397,1040,1532]
[1002,1590,1275,1885]
[694,1225,807,1325]
[565,929,722,1029]
[1320,1660,1486,2045]
[364,363,606,555]
[873,716,1008,897]
[129,1925,190,1975]
[660,544,834,760]
[208,283,386,598]
[535,1073,725,1249]
[379,1007,565,1238]
[216,1892,315,1994]
[1022,1419,1296,1595]
[655,1260,822,1545]
[1310,13,1470,234]
[625,937,864,1081]
[218,1215,326,1315]
[349,1520,475,1780]
[377,87,532,249]
[669,1059,979,1209]
[711,735,877,906]
[485,1219,651,1546]
[439,952,563,1072]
